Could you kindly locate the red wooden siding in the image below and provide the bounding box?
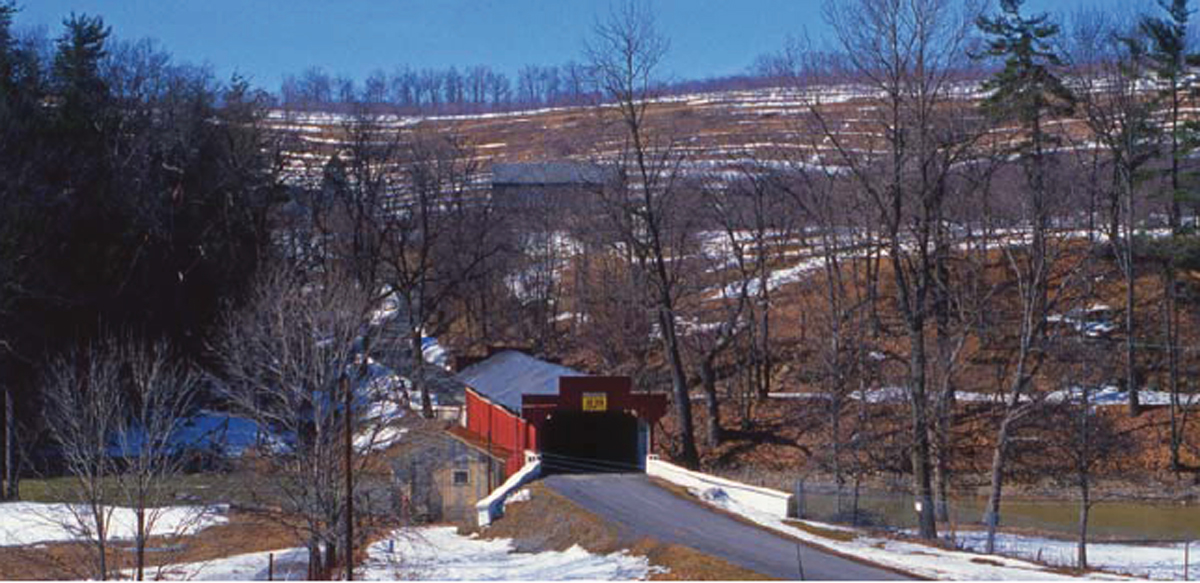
[465,389,537,475]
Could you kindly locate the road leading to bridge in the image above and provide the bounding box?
[544,473,911,581]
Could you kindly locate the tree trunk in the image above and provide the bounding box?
[324,539,338,580]
[700,357,722,448]
[934,394,952,523]
[1124,171,1140,416]
[94,504,108,581]
[831,395,843,515]
[1166,269,1182,473]
[983,417,1011,555]
[3,385,13,500]
[344,374,355,581]
[1078,474,1090,570]
[412,330,433,419]
[1125,258,1139,416]
[307,539,321,581]
[760,302,771,399]
[933,220,953,524]
[660,308,699,469]
[135,506,145,581]
[909,329,938,540]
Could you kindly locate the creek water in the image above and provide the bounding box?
[800,489,1200,541]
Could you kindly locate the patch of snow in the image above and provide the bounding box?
[714,256,824,298]
[0,502,226,547]
[949,530,1193,580]
[769,385,1195,408]
[355,425,408,452]
[362,526,660,581]
[504,488,532,509]
[142,547,311,581]
[421,336,449,369]
[147,526,660,580]
[1047,385,1195,407]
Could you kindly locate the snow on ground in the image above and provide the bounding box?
[949,529,1192,580]
[362,526,659,580]
[713,256,824,299]
[769,386,958,404]
[142,547,311,581]
[421,336,449,369]
[355,425,409,452]
[685,487,1133,580]
[1045,385,1195,407]
[141,526,659,581]
[769,385,1195,408]
[0,502,226,547]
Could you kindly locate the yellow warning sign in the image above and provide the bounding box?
[582,392,608,412]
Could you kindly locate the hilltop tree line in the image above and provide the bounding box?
[278,61,801,113]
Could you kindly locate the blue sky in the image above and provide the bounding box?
[14,0,1136,91]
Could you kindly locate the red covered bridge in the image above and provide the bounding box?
[457,350,667,475]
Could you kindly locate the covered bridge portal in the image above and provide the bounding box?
[458,351,666,475]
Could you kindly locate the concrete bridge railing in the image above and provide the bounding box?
[476,450,542,527]
[646,455,793,518]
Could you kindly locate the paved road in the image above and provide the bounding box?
[544,473,910,581]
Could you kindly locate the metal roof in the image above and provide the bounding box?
[455,350,583,412]
[491,162,617,186]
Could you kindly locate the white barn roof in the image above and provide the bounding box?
[455,350,583,412]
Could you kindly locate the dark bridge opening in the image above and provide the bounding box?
[540,411,641,474]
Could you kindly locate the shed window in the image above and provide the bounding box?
[452,470,470,486]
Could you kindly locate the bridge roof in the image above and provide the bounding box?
[455,350,584,412]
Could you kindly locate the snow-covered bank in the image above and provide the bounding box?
[950,530,1192,580]
[362,526,660,580]
[650,460,1137,580]
[142,526,660,581]
[0,502,226,546]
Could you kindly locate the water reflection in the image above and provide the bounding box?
[798,489,1200,541]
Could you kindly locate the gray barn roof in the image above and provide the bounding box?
[492,162,617,186]
[455,350,583,412]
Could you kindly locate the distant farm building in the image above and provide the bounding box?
[490,161,618,214]
[456,350,667,474]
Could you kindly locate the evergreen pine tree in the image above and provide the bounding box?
[1141,0,1200,228]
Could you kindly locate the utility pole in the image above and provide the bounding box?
[343,375,354,581]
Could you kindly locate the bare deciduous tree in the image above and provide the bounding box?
[213,264,384,579]
[112,340,200,581]
[43,340,124,580]
[815,0,980,540]
[586,0,703,468]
